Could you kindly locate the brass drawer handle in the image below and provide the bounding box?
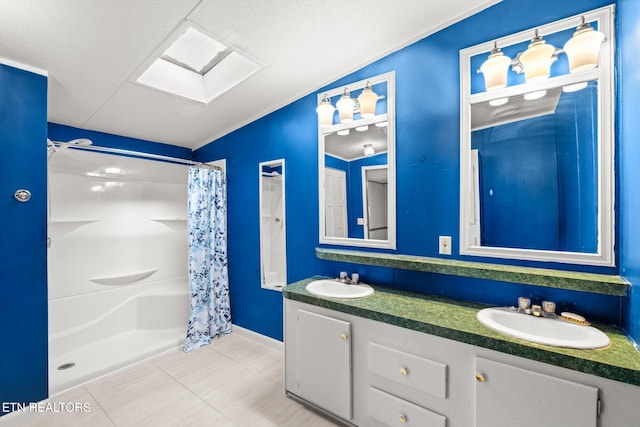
[340,333,348,341]
[475,373,486,382]
[400,367,408,376]
[399,414,407,423]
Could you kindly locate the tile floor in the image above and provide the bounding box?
[0,333,340,427]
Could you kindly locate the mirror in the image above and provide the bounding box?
[318,72,396,249]
[459,6,614,266]
[259,159,287,290]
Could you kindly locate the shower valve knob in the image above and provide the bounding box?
[14,189,31,202]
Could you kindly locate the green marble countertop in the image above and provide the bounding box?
[283,277,640,387]
[316,248,630,296]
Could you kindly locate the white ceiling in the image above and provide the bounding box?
[0,0,499,150]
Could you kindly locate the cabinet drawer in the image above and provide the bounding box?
[369,387,447,427]
[370,343,447,398]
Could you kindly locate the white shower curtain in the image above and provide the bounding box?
[183,167,231,352]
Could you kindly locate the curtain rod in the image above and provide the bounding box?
[49,141,222,170]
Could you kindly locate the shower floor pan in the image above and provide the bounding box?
[49,327,185,395]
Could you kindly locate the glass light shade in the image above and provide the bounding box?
[316,95,335,127]
[520,35,556,82]
[337,129,350,136]
[336,89,355,123]
[524,90,547,100]
[357,83,378,118]
[363,144,375,157]
[480,48,512,91]
[563,82,588,92]
[564,24,605,73]
[489,97,509,107]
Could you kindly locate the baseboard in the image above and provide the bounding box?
[231,324,283,351]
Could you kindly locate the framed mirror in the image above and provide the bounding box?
[318,71,396,249]
[459,6,614,266]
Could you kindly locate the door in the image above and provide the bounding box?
[0,64,49,410]
[324,167,347,238]
[363,166,388,240]
[475,357,598,427]
[297,309,352,420]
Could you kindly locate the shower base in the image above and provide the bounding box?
[49,327,184,395]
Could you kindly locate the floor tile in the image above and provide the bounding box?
[0,332,340,427]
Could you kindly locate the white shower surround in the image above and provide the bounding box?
[47,148,189,394]
[259,161,286,290]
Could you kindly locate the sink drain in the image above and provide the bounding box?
[57,362,75,370]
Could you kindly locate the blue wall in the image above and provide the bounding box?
[0,64,48,411]
[619,0,640,345]
[195,0,631,341]
[48,123,193,161]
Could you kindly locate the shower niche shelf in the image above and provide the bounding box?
[48,219,100,237]
[89,269,158,286]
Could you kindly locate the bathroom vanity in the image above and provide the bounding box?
[283,278,640,427]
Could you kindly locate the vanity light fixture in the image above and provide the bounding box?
[480,17,604,96]
[563,16,605,73]
[337,129,350,136]
[316,94,335,127]
[519,30,556,82]
[356,125,369,132]
[375,121,388,128]
[480,42,512,91]
[363,144,375,157]
[489,97,509,107]
[336,88,356,123]
[357,81,378,117]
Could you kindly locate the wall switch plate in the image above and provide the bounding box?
[357,218,364,225]
[439,236,452,255]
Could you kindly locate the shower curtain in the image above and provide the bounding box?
[184,167,231,352]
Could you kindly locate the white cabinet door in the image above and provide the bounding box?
[475,357,598,427]
[296,309,352,420]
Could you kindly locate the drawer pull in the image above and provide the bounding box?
[475,373,486,382]
[340,333,348,341]
[399,367,408,376]
[399,414,408,423]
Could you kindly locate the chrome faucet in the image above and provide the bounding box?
[542,300,556,318]
[337,271,359,285]
[517,297,556,318]
[517,296,532,314]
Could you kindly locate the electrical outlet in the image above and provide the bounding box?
[439,236,452,255]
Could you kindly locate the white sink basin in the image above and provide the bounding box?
[477,307,610,349]
[306,279,374,299]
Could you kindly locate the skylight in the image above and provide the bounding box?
[136,25,262,104]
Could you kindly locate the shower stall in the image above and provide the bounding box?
[259,160,287,290]
[47,142,190,394]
